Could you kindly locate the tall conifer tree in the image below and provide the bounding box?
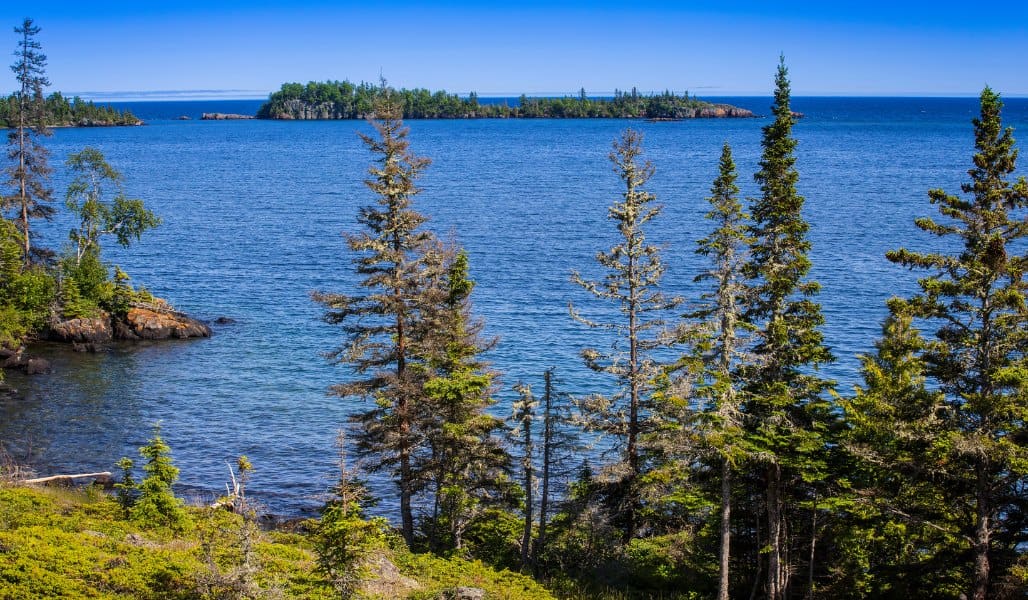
[742,57,834,600]
[885,87,1028,600]
[4,18,54,265]
[313,89,443,547]
[689,143,752,600]
[571,129,680,541]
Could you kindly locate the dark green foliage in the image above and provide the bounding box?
[418,250,511,554]
[0,91,140,128]
[114,457,139,514]
[258,80,740,120]
[740,56,836,600]
[883,86,1028,600]
[311,433,389,597]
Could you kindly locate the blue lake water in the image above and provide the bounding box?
[2,96,1026,515]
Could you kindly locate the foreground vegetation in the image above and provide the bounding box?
[257,80,753,120]
[0,484,553,599]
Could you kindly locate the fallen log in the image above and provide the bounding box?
[21,472,113,485]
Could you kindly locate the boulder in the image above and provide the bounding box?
[25,358,50,375]
[439,588,486,600]
[48,315,113,344]
[118,307,211,340]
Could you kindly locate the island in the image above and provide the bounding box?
[0,92,141,127]
[257,80,755,120]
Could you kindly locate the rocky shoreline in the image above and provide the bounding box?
[0,304,211,378]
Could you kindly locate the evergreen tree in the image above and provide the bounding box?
[417,249,510,552]
[885,87,1028,600]
[312,88,443,547]
[840,302,964,598]
[4,18,54,265]
[131,423,188,530]
[687,142,752,600]
[742,56,835,600]
[571,128,680,541]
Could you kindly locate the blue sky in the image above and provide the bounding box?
[4,1,1027,99]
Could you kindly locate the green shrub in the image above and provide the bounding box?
[131,424,189,531]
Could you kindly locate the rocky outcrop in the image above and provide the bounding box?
[48,316,113,344]
[116,307,211,340]
[46,305,211,347]
[692,104,756,118]
[201,113,254,120]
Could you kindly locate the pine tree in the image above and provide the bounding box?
[840,302,964,597]
[571,128,680,541]
[742,56,835,600]
[688,142,752,600]
[885,87,1028,600]
[313,88,443,547]
[417,249,509,552]
[4,18,54,265]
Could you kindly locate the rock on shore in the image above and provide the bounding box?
[47,305,211,347]
[201,113,254,120]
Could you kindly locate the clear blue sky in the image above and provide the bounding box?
[4,1,1027,99]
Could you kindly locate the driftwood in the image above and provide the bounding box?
[21,471,112,485]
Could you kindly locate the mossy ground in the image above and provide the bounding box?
[0,485,553,599]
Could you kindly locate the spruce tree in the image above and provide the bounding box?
[840,302,964,597]
[4,18,54,265]
[689,142,752,600]
[417,249,509,552]
[885,87,1028,600]
[571,128,680,541]
[742,57,834,600]
[313,89,442,547]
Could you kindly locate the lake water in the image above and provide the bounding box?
[2,96,1026,515]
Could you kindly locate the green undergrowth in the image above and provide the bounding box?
[0,485,554,599]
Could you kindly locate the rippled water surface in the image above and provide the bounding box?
[2,97,1026,514]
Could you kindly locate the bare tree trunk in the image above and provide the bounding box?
[718,457,731,600]
[767,464,782,600]
[971,463,991,600]
[749,504,763,600]
[807,496,817,599]
[521,400,534,570]
[536,368,554,572]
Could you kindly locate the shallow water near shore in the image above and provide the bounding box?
[2,96,1026,516]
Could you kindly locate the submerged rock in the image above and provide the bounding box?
[0,347,51,374]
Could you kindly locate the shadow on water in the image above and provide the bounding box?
[1,341,153,476]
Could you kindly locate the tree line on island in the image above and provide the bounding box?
[1,17,1026,600]
[257,79,755,120]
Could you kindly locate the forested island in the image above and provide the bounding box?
[0,92,140,127]
[256,79,755,120]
